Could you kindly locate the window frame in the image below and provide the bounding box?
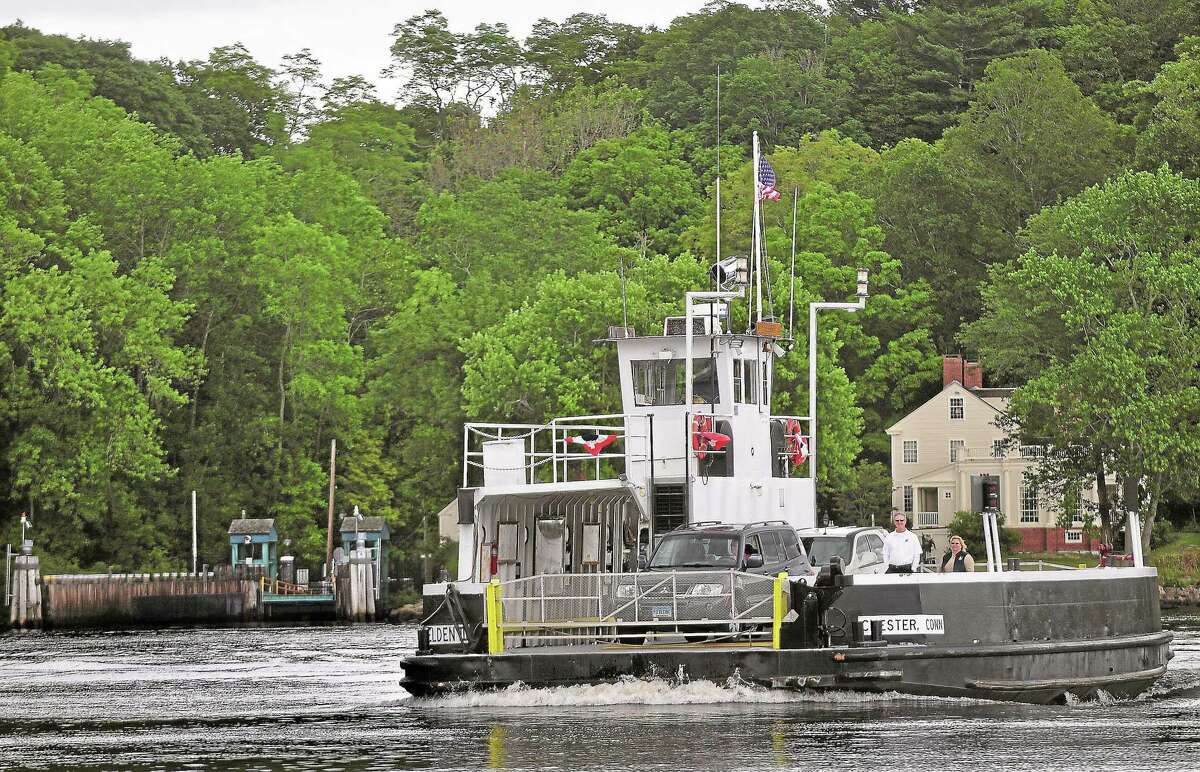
[949,439,966,463]
[902,440,918,464]
[1020,482,1039,523]
[949,396,964,420]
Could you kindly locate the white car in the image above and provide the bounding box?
[797,526,890,575]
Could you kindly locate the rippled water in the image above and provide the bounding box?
[1,615,1198,771]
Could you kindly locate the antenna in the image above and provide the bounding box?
[619,252,629,330]
[789,188,798,338]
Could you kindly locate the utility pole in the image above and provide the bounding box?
[191,490,198,574]
[325,439,337,577]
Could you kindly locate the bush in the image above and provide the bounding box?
[1151,517,1176,549]
[945,510,1020,556]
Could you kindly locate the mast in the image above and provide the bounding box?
[715,67,721,273]
[751,131,762,326]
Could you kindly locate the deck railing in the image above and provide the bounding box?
[485,570,789,652]
[463,414,651,487]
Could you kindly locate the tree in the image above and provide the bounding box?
[430,82,644,187]
[0,23,209,154]
[962,168,1200,553]
[461,254,707,423]
[1137,37,1200,179]
[524,13,645,93]
[175,43,287,156]
[887,0,1051,139]
[941,49,1126,239]
[386,10,522,136]
[946,510,1019,556]
[722,50,863,148]
[630,2,825,139]
[282,101,426,236]
[561,125,703,255]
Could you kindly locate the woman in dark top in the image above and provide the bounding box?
[940,534,976,572]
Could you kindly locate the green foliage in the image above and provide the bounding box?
[946,510,1019,555]
[562,125,703,254]
[6,5,1200,570]
[963,168,1200,553]
[1137,37,1200,178]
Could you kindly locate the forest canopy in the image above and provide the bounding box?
[2,0,1199,571]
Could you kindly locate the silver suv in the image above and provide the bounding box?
[797,526,889,575]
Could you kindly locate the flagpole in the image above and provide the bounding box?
[752,131,762,326]
[715,67,721,274]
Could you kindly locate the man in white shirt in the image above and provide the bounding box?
[883,511,922,574]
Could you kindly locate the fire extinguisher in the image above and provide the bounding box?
[489,542,499,577]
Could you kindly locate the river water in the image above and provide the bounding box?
[0,614,1197,771]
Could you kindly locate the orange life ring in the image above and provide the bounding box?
[785,418,809,466]
[691,414,714,460]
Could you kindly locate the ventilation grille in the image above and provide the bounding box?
[653,484,687,535]
[664,316,714,336]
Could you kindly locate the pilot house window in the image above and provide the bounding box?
[631,358,720,406]
[733,359,758,404]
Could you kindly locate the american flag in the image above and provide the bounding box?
[758,155,781,202]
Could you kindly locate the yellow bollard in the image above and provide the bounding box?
[486,578,504,655]
[772,572,788,650]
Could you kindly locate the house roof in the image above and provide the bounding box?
[339,515,389,536]
[886,381,1007,435]
[227,518,275,535]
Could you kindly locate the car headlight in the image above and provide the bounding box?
[683,583,723,597]
[616,584,638,598]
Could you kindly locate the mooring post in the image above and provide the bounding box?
[772,572,788,650]
[9,544,42,629]
[486,578,504,655]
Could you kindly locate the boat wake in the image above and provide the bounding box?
[420,674,990,709]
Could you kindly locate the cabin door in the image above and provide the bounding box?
[534,518,567,575]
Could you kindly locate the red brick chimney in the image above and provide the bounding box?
[943,355,983,389]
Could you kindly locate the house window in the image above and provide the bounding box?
[903,440,918,464]
[1064,530,1083,544]
[903,485,913,514]
[949,440,965,462]
[1020,482,1039,523]
[1019,445,1043,459]
[1062,486,1085,526]
[992,439,1006,458]
[949,397,964,420]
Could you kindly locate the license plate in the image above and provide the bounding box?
[652,605,672,618]
[427,624,463,645]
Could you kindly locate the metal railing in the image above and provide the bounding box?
[769,415,812,477]
[462,415,650,487]
[484,570,789,651]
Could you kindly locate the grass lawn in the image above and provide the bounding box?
[1148,529,1200,588]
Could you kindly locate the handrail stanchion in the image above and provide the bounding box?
[487,578,504,655]
[1128,511,1144,568]
[772,572,788,650]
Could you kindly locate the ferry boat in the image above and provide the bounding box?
[401,135,1171,705]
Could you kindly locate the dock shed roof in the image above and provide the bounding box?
[339,516,390,539]
[228,518,276,536]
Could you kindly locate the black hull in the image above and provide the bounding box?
[404,569,1171,705]
[401,630,1171,704]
